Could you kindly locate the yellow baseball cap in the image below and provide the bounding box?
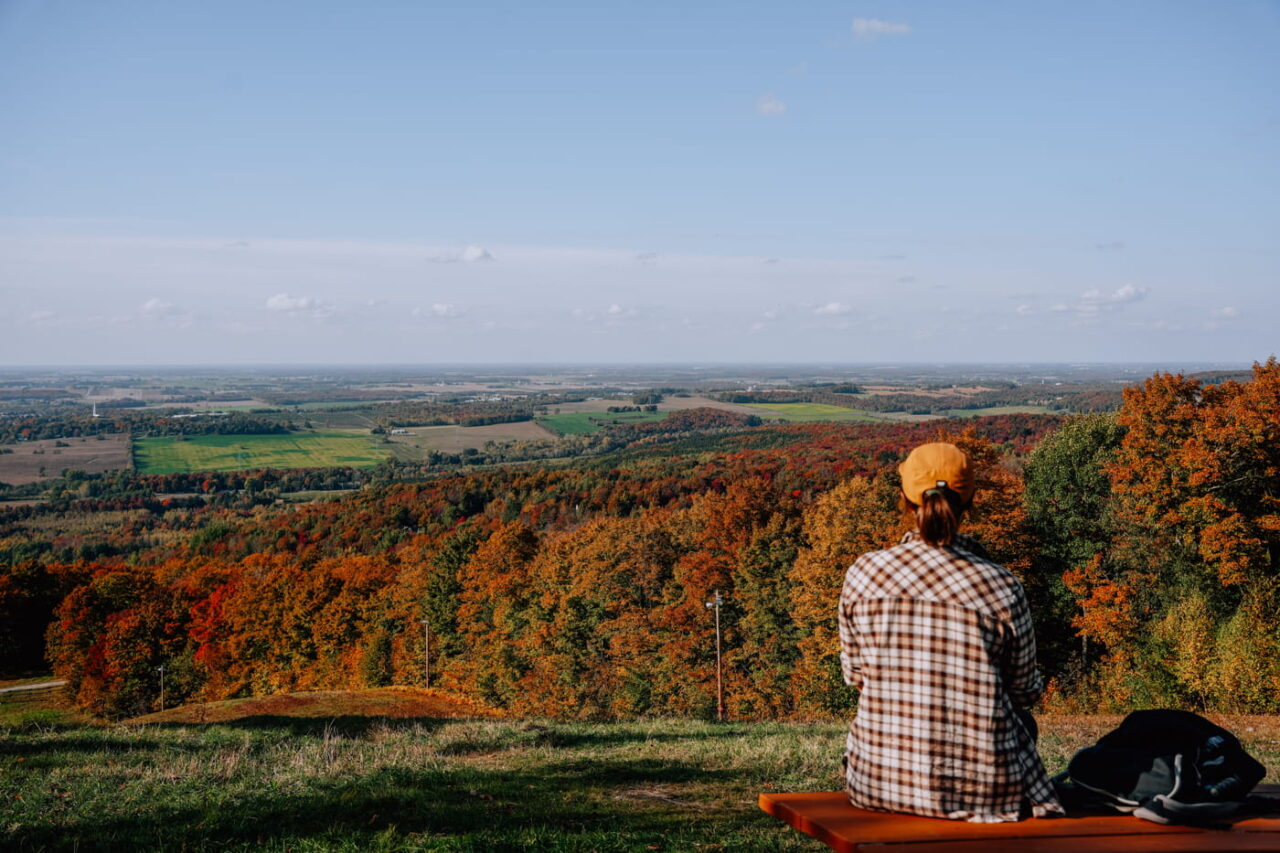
[898,442,975,506]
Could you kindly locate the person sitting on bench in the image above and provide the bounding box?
[838,442,1064,823]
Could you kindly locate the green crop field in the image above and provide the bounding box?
[943,405,1053,418]
[133,432,392,474]
[741,402,884,423]
[537,410,668,435]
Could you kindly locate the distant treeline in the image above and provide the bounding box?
[0,412,292,444]
[717,384,1125,415]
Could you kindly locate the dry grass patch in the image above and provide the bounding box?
[0,433,131,485]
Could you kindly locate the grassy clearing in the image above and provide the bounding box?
[133,432,391,474]
[740,403,884,423]
[944,405,1053,417]
[538,411,668,436]
[2,707,1279,852]
[1,717,837,852]
[0,682,87,729]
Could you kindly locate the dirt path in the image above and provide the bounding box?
[128,686,499,724]
[0,680,66,694]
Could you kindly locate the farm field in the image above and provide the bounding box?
[4,694,1279,852]
[0,433,131,485]
[740,402,886,423]
[133,431,391,474]
[386,420,558,455]
[944,404,1053,417]
[538,410,668,435]
[140,399,264,411]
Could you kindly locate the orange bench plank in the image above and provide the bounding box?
[760,787,1280,853]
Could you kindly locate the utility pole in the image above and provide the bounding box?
[704,589,726,722]
[156,664,166,712]
[420,618,431,689]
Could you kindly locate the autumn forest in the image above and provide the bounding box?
[2,360,1278,721]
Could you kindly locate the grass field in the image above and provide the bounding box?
[943,405,1053,418]
[3,686,1280,852]
[0,679,86,729]
[537,410,668,435]
[133,431,392,474]
[740,403,886,423]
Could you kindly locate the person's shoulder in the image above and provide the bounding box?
[953,533,991,561]
[950,535,1027,597]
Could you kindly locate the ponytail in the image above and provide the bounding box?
[904,486,967,547]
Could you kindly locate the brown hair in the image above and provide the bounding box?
[901,486,968,547]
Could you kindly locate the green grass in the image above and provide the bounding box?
[943,405,1053,418]
[0,682,85,729]
[741,403,884,423]
[2,713,1278,852]
[537,411,668,436]
[1,717,836,852]
[133,432,392,474]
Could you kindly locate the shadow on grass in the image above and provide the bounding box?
[6,753,758,852]
[148,714,455,738]
[0,734,162,759]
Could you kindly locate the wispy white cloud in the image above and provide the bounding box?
[1019,283,1150,321]
[265,293,317,312]
[756,93,787,116]
[1211,306,1238,319]
[139,297,194,328]
[413,303,465,319]
[141,298,176,315]
[852,18,911,40]
[459,245,493,262]
[427,244,494,263]
[1077,283,1148,314]
[264,292,335,320]
[813,301,852,316]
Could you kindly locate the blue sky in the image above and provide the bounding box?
[1,0,1276,364]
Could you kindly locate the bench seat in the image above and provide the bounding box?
[759,785,1280,852]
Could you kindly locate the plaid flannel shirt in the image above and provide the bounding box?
[838,531,1064,822]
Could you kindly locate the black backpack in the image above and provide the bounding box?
[1054,709,1267,825]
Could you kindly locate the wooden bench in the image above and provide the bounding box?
[760,785,1280,852]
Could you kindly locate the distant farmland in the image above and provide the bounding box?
[944,404,1053,417]
[739,402,886,423]
[133,431,391,474]
[385,420,557,454]
[0,433,132,485]
[537,410,668,435]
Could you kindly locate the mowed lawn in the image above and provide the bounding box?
[741,402,885,423]
[4,705,1279,853]
[133,431,391,474]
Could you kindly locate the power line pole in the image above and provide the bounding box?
[420,618,431,689]
[705,589,726,722]
[156,664,166,713]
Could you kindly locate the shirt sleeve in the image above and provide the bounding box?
[838,565,863,690]
[1004,582,1044,708]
